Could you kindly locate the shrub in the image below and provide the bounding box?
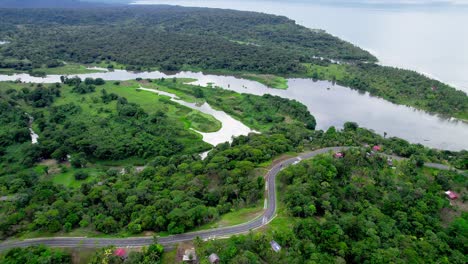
[74,171,89,180]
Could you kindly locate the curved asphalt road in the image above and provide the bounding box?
[0,147,462,251]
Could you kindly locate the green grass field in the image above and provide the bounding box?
[241,74,289,89]
[193,204,264,232]
[50,168,101,188]
[303,63,348,80]
[52,80,222,134]
[40,64,105,75]
[162,249,178,264]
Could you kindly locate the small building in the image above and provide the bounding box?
[372,145,382,152]
[334,152,344,159]
[445,190,459,200]
[183,248,197,263]
[431,85,438,91]
[208,253,220,264]
[270,240,281,253]
[114,248,128,259]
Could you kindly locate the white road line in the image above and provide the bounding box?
[264,199,267,209]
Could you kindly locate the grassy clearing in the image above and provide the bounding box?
[193,205,264,231]
[303,63,347,80]
[241,73,288,89]
[50,167,102,188]
[40,64,105,75]
[185,111,222,133]
[92,60,128,70]
[55,80,221,134]
[63,248,97,264]
[137,79,202,104]
[162,249,178,264]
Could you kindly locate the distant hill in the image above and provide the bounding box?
[0,0,110,8]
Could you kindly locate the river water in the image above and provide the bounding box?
[133,0,468,93]
[138,87,255,145]
[0,69,466,151]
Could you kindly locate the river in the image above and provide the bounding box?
[0,69,466,151]
[132,0,468,93]
[138,87,256,146]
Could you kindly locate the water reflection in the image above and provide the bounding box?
[0,70,466,150]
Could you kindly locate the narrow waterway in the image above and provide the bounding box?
[139,87,256,146]
[0,70,466,150]
[26,113,39,144]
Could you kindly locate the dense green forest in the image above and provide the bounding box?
[0,6,465,117]
[0,243,165,264]
[0,6,372,73]
[1,77,464,239]
[0,245,71,264]
[0,77,319,238]
[140,78,316,131]
[305,63,468,119]
[196,149,467,263]
[0,6,466,261]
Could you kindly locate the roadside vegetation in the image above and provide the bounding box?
[0,245,71,264]
[0,77,318,239]
[1,77,466,241]
[195,149,467,263]
[0,243,166,264]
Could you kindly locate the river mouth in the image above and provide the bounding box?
[0,69,466,151]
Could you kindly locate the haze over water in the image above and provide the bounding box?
[134,0,468,93]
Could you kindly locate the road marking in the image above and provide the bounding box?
[265,184,268,191]
[264,199,267,209]
[3,147,458,251]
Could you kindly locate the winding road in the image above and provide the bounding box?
[0,147,462,251]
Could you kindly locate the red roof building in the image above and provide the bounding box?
[445,191,459,200]
[114,248,127,258]
[372,145,382,152]
[334,152,344,158]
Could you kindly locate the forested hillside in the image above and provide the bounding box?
[0,78,318,238]
[197,149,467,263]
[0,0,101,8]
[0,6,466,117]
[0,6,373,71]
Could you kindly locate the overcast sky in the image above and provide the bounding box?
[129,0,468,6]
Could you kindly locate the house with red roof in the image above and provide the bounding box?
[372,145,382,152]
[445,190,459,200]
[114,248,128,259]
[334,152,344,159]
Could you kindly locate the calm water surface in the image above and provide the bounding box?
[1,69,466,151]
[138,87,255,145]
[134,0,468,93]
